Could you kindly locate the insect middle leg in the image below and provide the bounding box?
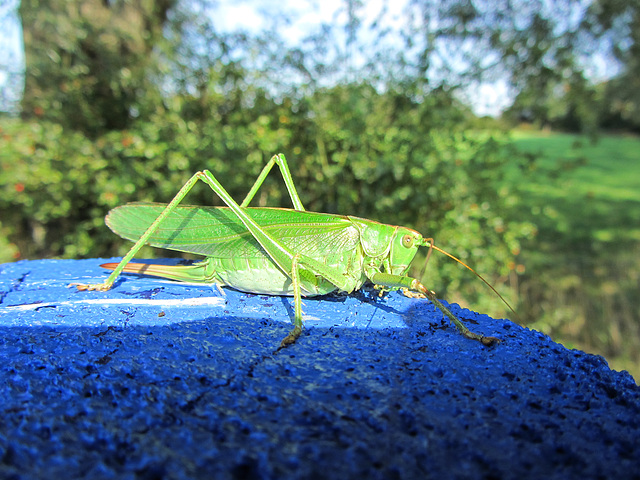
[278,254,304,350]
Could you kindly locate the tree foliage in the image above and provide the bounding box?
[18,0,176,135]
[587,0,640,131]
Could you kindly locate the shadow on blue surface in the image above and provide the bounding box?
[1,259,639,479]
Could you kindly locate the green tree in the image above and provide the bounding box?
[585,0,640,131]
[19,0,176,135]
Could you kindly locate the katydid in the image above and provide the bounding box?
[71,154,513,348]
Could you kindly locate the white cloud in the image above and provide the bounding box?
[212,0,267,32]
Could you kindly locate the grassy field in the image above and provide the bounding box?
[505,129,640,381]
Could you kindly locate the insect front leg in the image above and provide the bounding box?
[370,272,500,346]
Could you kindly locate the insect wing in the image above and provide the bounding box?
[106,202,360,259]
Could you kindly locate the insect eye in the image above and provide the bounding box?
[402,234,414,248]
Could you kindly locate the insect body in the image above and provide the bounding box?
[72,154,505,348]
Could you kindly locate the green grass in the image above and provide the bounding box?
[504,130,640,381]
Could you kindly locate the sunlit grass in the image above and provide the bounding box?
[505,129,640,382]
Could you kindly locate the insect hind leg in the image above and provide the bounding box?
[71,170,212,292]
[241,154,305,211]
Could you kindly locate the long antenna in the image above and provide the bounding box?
[425,242,520,321]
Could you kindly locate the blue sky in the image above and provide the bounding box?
[0,0,23,112]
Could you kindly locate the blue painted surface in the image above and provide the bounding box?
[1,258,639,479]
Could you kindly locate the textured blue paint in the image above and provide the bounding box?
[1,259,639,479]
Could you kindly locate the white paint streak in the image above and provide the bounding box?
[1,296,226,312]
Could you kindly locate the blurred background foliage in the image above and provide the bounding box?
[1,0,639,379]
